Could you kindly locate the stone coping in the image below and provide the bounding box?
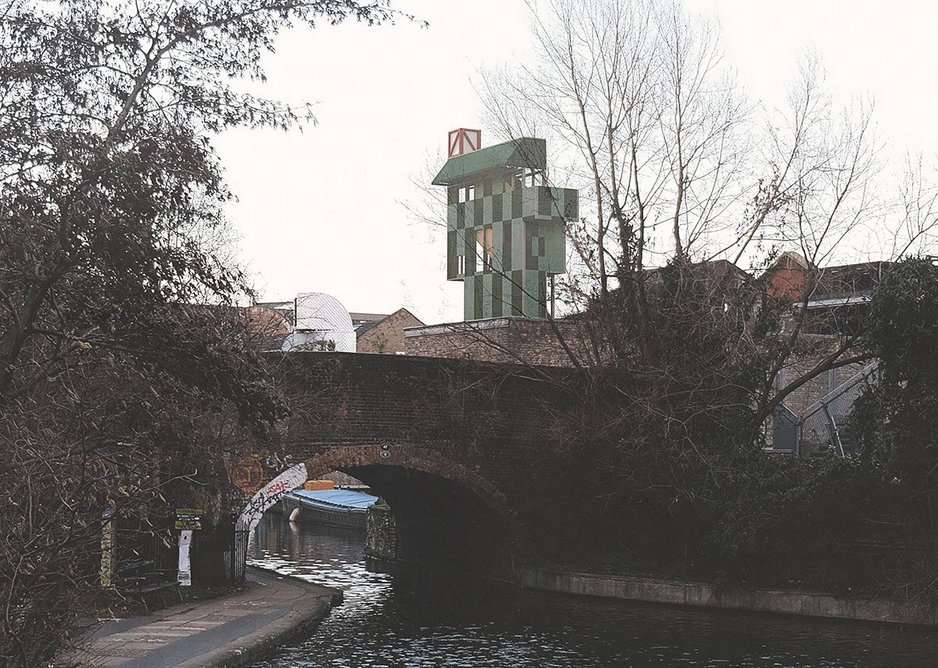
[521,568,938,627]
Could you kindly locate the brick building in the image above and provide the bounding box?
[356,308,424,355]
[762,253,891,454]
[250,295,424,356]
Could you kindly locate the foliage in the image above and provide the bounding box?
[525,257,938,595]
[854,257,938,489]
[476,0,938,595]
[867,257,938,384]
[0,1,401,664]
[524,260,765,572]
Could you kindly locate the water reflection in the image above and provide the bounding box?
[249,514,938,667]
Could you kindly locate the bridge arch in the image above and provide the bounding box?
[307,444,516,574]
[302,444,509,514]
[245,443,517,576]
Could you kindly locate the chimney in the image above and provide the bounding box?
[447,128,482,158]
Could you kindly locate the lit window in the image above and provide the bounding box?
[476,228,494,271]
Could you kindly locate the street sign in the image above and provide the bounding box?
[175,508,203,530]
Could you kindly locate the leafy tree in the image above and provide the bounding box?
[858,257,938,484]
[0,1,402,664]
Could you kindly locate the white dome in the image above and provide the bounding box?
[281,292,356,353]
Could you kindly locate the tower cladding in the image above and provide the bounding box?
[433,129,578,321]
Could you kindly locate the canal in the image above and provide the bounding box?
[248,514,938,667]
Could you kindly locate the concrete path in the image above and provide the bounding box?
[65,567,339,668]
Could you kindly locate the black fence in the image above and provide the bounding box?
[104,515,251,590]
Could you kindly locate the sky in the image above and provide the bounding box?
[214,0,938,324]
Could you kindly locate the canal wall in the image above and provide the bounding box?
[520,568,938,626]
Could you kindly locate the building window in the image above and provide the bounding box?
[521,168,545,187]
[457,254,465,275]
[458,185,476,203]
[476,227,494,271]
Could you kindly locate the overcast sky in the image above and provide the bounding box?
[215,0,938,324]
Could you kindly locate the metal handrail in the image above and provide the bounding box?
[799,362,879,423]
[796,362,878,456]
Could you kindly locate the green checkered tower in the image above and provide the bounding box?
[433,132,578,320]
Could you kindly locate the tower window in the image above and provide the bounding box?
[476,227,494,271]
[522,168,545,187]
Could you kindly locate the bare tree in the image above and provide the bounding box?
[483,0,752,282]
[478,0,936,434]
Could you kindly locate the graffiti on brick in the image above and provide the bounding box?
[236,462,307,532]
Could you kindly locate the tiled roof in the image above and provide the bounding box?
[354,308,425,338]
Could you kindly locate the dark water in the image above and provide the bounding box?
[248,514,938,667]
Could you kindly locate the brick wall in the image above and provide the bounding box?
[264,351,577,495]
[766,257,808,302]
[404,317,593,367]
[259,351,589,572]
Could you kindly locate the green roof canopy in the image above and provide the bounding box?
[432,137,547,186]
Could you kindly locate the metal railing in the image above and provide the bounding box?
[798,363,878,456]
[226,529,251,582]
[770,362,878,457]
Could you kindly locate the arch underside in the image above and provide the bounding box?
[303,444,516,575]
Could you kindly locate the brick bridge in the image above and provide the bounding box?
[235,352,584,575]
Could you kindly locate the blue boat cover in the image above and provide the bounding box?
[292,489,378,509]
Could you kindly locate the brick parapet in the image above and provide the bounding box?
[262,352,578,497]
[404,317,592,367]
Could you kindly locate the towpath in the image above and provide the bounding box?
[65,567,337,667]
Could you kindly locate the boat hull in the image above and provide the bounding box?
[280,490,374,530]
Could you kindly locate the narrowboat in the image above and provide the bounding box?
[280,488,378,530]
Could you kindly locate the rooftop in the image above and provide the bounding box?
[432,137,547,186]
